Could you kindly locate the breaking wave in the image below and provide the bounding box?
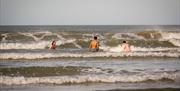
[160,32,180,47]
[1,72,179,85]
[0,51,179,59]
[1,30,180,59]
[1,30,180,50]
[0,41,49,49]
[0,40,78,49]
[101,46,180,52]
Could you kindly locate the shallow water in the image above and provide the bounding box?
[0,26,180,91]
[0,58,180,91]
[1,27,180,59]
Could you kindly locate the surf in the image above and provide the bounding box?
[1,72,179,85]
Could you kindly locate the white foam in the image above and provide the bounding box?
[0,41,49,49]
[1,72,179,85]
[0,51,179,59]
[100,46,180,52]
[160,32,180,47]
[100,45,123,52]
[168,39,180,47]
[161,32,180,40]
[131,47,180,52]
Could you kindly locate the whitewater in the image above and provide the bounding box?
[0,26,180,91]
[1,29,180,59]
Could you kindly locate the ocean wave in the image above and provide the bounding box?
[168,39,180,47]
[0,51,179,59]
[0,41,49,49]
[0,40,79,49]
[0,66,85,77]
[159,32,180,47]
[101,46,180,52]
[112,33,145,40]
[1,35,179,50]
[161,32,180,40]
[1,72,179,85]
[0,31,82,49]
[1,31,180,50]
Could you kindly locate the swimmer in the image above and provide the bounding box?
[121,41,131,52]
[49,40,56,50]
[89,36,99,52]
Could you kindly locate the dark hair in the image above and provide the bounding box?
[123,41,126,43]
[52,40,56,45]
[94,36,97,40]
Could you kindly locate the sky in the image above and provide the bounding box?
[0,0,180,25]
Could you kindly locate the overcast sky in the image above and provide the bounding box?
[0,0,180,25]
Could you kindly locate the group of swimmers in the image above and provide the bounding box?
[49,36,131,52]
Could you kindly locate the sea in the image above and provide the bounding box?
[0,25,180,91]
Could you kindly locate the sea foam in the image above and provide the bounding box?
[1,72,179,85]
[0,51,179,59]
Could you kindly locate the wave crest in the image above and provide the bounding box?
[0,51,179,59]
[1,72,179,85]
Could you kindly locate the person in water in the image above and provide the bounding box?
[49,40,56,50]
[121,41,131,52]
[89,36,99,52]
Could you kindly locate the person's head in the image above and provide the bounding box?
[52,40,56,44]
[94,36,97,40]
[123,41,126,43]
